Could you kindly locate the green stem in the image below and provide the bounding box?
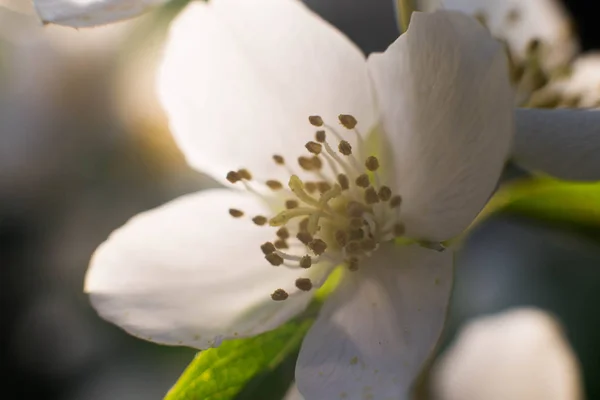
[396,0,414,33]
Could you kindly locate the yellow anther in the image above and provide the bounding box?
[295,278,313,291]
[309,238,328,255]
[309,115,324,127]
[378,186,392,201]
[266,180,283,190]
[364,187,380,204]
[272,155,285,165]
[265,253,284,266]
[276,227,290,239]
[305,141,323,155]
[271,288,289,301]
[274,239,289,249]
[355,174,370,188]
[237,169,252,180]
[365,156,380,171]
[300,255,312,269]
[229,208,244,218]
[390,195,402,208]
[285,200,299,209]
[252,215,267,226]
[315,130,326,143]
[338,140,352,156]
[260,242,276,255]
[226,171,242,183]
[338,114,357,129]
[337,173,350,190]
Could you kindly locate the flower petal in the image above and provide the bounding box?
[296,244,453,400]
[432,308,583,400]
[368,11,514,241]
[513,108,600,181]
[85,189,323,349]
[157,0,376,185]
[32,0,168,27]
[415,0,578,71]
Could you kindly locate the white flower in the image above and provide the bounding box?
[85,1,517,398]
[410,0,600,182]
[432,308,583,400]
[32,0,169,27]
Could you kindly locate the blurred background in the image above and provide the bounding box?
[1,0,599,399]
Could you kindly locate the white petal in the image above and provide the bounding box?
[368,11,514,241]
[157,0,376,185]
[32,0,168,27]
[513,108,600,181]
[417,0,578,71]
[296,244,453,400]
[85,189,325,349]
[432,308,583,400]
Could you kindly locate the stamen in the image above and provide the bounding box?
[364,187,380,204]
[260,242,276,255]
[295,278,313,291]
[297,231,314,245]
[345,241,361,255]
[238,169,252,180]
[355,174,370,188]
[298,156,321,171]
[316,182,332,194]
[300,255,312,269]
[338,114,358,129]
[252,215,268,226]
[346,201,369,218]
[304,182,318,194]
[274,239,289,249]
[272,155,285,165]
[305,141,323,155]
[265,253,284,266]
[271,288,289,301]
[335,230,348,247]
[226,171,242,183]
[315,130,326,143]
[390,195,402,208]
[266,180,283,190]
[309,115,324,127]
[347,257,359,271]
[276,227,290,239]
[298,218,309,233]
[229,208,244,218]
[338,140,353,156]
[365,156,380,171]
[378,186,392,201]
[308,238,328,255]
[285,200,299,209]
[337,174,350,190]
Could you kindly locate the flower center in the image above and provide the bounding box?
[226,114,408,301]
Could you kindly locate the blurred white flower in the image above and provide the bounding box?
[432,307,583,400]
[32,0,169,27]
[84,1,517,398]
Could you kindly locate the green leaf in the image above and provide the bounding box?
[164,319,312,400]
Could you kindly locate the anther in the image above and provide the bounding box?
[347,257,359,271]
[285,200,299,209]
[355,174,370,188]
[298,218,309,232]
[316,182,331,194]
[272,154,285,165]
[309,115,324,127]
[271,288,289,301]
[349,218,363,230]
[238,169,252,180]
[305,141,322,155]
[252,215,268,225]
[229,208,244,218]
[276,227,290,239]
[346,201,368,218]
[393,223,406,237]
[315,130,326,143]
[390,195,402,208]
[300,255,312,269]
[260,242,276,255]
[338,140,352,156]
[297,231,313,245]
[266,180,283,190]
[345,241,361,255]
[338,114,358,129]
[335,230,348,247]
[226,171,242,183]
[274,239,289,249]
[365,156,380,171]
[265,253,284,266]
[298,156,316,171]
[364,187,380,204]
[309,238,328,255]
[378,186,392,201]
[295,278,313,291]
[304,182,317,194]
[337,174,350,190]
